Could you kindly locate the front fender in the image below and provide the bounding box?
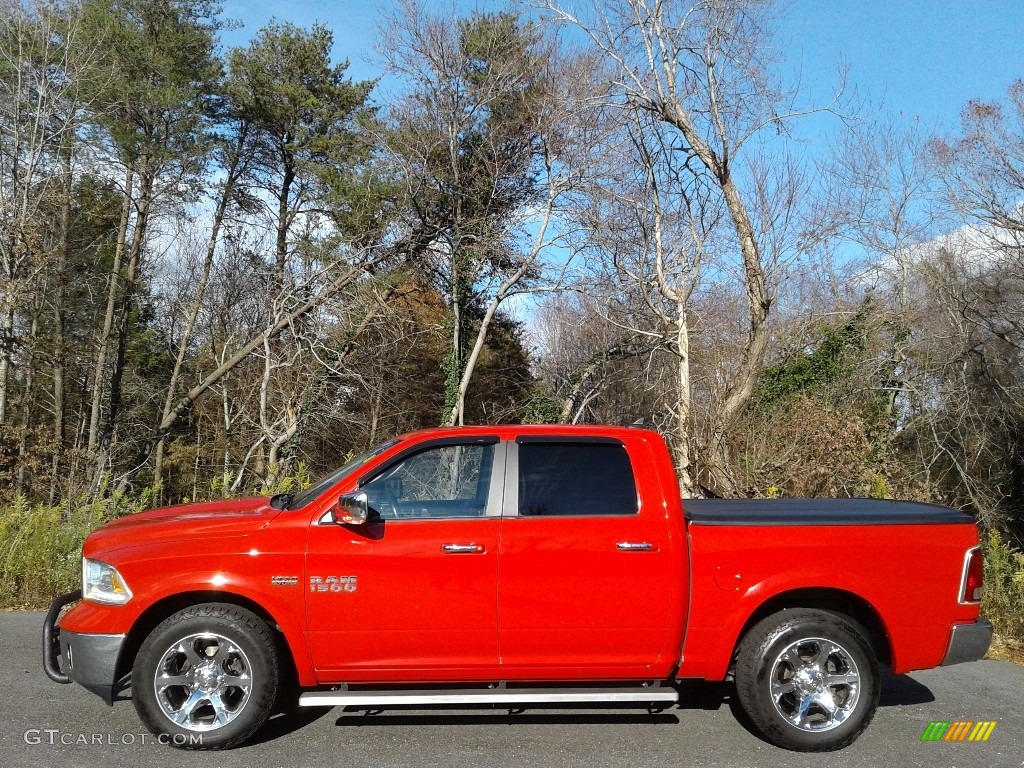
[60,549,315,687]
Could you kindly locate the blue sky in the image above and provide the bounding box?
[783,0,1024,131]
[220,0,1024,134]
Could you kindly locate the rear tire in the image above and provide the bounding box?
[734,608,879,751]
[133,603,278,750]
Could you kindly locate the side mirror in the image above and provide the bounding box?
[335,491,369,525]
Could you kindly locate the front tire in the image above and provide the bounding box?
[133,603,278,750]
[734,609,879,752]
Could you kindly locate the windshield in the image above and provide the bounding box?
[285,438,401,510]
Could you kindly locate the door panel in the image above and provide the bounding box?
[305,440,503,681]
[496,440,679,678]
[497,516,677,676]
[306,518,499,680]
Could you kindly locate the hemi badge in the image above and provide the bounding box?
[271,576,298,586]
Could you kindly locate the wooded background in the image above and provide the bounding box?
[2,0,1024,624]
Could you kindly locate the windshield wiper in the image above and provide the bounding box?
[269,492,293,510]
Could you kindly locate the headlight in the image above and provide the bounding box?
[82,558,133,605]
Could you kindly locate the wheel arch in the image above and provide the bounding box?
[116,591,306,694]
[732,587,892,669]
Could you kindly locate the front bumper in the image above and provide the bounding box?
[941,618,992,666]
[43,591,127,704]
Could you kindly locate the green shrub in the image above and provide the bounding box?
[0,495,138,608]
[982,529,1024,646]
[263,461,313,495]
[0,472,314,608]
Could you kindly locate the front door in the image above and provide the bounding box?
[306,439,504,681]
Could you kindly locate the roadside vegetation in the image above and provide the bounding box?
[0,494,134,607]
[983,531,1024,660]
[1,0,1023,651]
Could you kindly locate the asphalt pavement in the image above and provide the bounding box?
[2,611,1021,768]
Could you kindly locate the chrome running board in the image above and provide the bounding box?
[299,686,678,708]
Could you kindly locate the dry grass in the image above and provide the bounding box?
[986,634,1024,665]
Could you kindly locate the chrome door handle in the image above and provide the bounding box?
[617,541,656,552]
[442,543,485,554]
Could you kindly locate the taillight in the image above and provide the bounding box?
[960,546,983,604]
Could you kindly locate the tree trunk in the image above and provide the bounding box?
[221,380,233,497]
[716,176,771,426]
[674,315,695,498]
[275,155,294,285]
[100,166,154,463]
[15,314,39,494]
[50,151,73,504]
[446,286,464,426]
[698,176,771,497]
[154,143,244,487]
[0,303,13,426]
[559,356,603,424]
[87,164,134,454]
[447,287,493,427]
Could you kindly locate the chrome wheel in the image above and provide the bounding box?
[735,609,879,751]
[768,636,861,732]
[153,632,253,732]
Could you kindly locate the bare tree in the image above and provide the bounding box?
[540,0,826,494]
[817,117,942,308]
[117,237,390,491]
[934,81,1024,239]
[574,106,718,493]
[151,118,253,488]
[0,0,93,427]
[530,292,659,424]
[901,243,1021,526]
[895,88,1024,524]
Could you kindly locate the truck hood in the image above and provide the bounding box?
[84,497,278,557]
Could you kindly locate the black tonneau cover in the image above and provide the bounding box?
[683,498,972,526]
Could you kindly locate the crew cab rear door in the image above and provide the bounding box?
[305,437,504,680]
[496,436,682,678]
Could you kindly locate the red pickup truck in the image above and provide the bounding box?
[43,425,990,752]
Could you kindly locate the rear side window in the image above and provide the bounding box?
[518,442,638,516]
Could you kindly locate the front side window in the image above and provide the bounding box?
[518,442,638,516]
[363,443,495,519]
